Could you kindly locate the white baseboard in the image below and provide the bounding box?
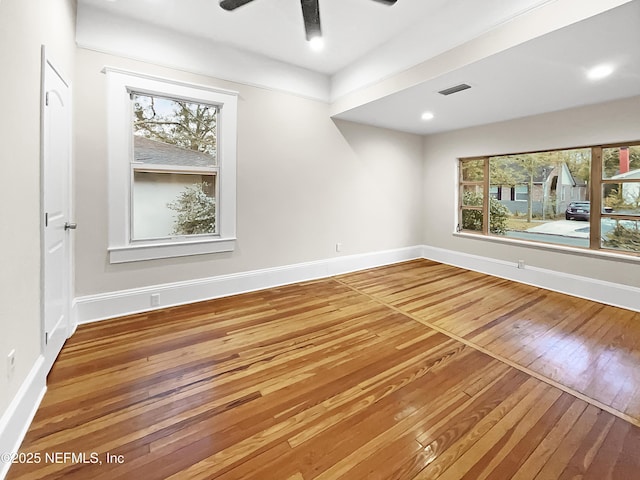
[421,245,640,313]
[0,356,47,480]
[74,243,640,326]
[75,246,422,324]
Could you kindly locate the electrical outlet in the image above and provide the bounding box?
[335,243,343,253]
[151,293,160,307]
[7,349,16,381]
[517,260,525,269]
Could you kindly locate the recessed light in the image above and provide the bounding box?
[587,64,614,80]
[421,112,435,121]
[309,36,324,52]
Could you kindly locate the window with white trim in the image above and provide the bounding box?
[105,68,238,263]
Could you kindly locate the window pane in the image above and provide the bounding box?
[514,185,529,201]
[602,146,640,179]
[603,183,640,215]
[601,219,640,252]
[488,148,591,247]
[462,185,483,206]
[132,93,217,167]
[461,209,483,232]
[461,160,484,181]
[132,172,216,240]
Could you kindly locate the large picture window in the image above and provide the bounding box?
[105,68,237,263]
[458,143,640,255]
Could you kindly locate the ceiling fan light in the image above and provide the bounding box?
[587,64,614,80]
[309,36,324,51]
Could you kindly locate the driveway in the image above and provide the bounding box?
[502,219,592,248]
[526,220,590,238]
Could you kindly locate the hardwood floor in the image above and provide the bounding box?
[8,260,640,479]
[338,260,640,424]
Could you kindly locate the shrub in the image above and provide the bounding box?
[168,182,216,235]
[462,192,510,235]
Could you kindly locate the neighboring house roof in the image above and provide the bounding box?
[533,164,552,184]
[528,163,588,187]
[557,162,584,187]
[134,135,214,167]
[611,168,640,180]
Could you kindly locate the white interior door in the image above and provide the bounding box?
[42,51,72,375]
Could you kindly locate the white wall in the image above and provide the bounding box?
[74,48,424,296]
[422,95,640,288]
[0,0,76,449]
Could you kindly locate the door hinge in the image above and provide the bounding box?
[45,91,49,107]
[45,212,48,227]
[45,331,49,345]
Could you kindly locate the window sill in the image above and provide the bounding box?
[108,237,236,264]
[453,231,640,264]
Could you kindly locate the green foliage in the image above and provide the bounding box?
[489,196,511,235]
[603,221,640,252]
[556,148,591,183]
[491,153,552,222]
[463,191,483,208]
[490,152,558,186]
[462,209,482,232]
[490,148,593,222]
[462,192,510,235]
[168,183,215,235]
[461,159,484,181]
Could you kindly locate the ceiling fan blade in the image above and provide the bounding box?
[370,0,397,5]
[219,0,255,11]
[300,0,321,40]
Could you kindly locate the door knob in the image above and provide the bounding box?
[64,222,77,230]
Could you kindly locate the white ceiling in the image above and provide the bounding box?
[77,0,640,135]
[79,0,552,75]
[337,0,640,134]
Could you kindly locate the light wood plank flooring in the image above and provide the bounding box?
[7,259,640,479]
[338,260,640,424]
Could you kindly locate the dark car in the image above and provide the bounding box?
[565,201,590,221]
[565,201,612,221]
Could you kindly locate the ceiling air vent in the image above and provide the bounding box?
[438,83,471,96]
